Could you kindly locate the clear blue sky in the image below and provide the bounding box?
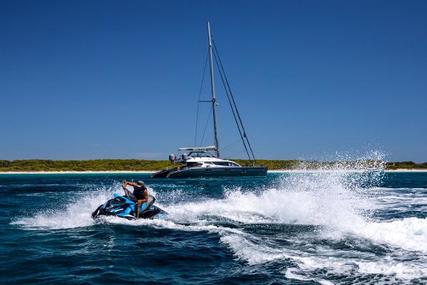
[1,0,426,161]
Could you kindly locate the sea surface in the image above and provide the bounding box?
[1,170,427,284]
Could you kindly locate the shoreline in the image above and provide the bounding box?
[1,169,427,175]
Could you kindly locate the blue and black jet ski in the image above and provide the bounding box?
[91,192,165,220]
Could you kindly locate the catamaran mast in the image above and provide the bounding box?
[207,21,220,158]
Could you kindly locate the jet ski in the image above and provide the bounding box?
[91,193,165,220]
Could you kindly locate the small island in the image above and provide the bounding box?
[0,159,426,172]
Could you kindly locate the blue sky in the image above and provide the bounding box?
[1,0,426,161]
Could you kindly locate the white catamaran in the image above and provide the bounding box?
[152,22,267,178]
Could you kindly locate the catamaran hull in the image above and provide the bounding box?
[152,166,267,178]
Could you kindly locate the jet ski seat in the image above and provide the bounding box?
[146,195,155,207]
[140,195,156,213]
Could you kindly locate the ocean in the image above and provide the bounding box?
[1,171,426,284]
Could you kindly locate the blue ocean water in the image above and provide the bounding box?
[1,171,427,284]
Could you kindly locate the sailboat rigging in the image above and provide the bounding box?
[152,22,267,178]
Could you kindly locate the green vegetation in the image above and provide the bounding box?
[0,159,426,172]
[386,161,427,170]
[0,159,171,172]
[235,159,302,169]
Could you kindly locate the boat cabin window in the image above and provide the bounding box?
[212,162,228,166]
[186,162,202,167]
[212,161,239,167]
[187,151,215,158]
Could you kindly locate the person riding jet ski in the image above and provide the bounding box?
[122,180,149,218]
[91,180,165,220]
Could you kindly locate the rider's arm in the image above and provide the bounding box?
[122,180,138,187]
